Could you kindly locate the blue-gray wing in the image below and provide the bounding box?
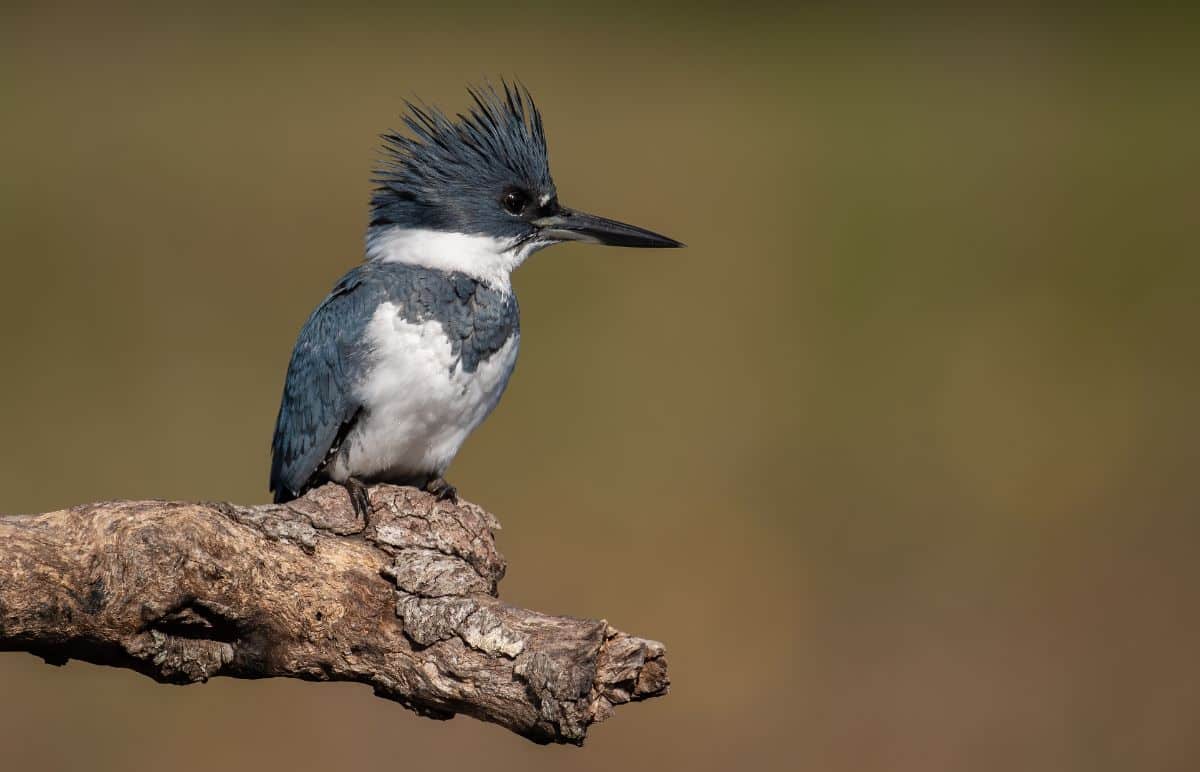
[269,267,380,502]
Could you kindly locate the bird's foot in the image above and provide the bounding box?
[425,477,458,503]
[344,477,373,521]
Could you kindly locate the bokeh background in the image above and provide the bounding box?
[2,3,1197,770]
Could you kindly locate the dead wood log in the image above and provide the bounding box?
[0,484,668,744]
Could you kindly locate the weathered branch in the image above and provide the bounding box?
[0,484,667,744]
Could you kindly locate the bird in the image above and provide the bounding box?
[269,82,682,516]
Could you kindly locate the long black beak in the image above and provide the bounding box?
[532,208,684,248]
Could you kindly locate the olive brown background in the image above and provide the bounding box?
[1,3,1197,771]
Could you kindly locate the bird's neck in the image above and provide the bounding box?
[365,226,539,292]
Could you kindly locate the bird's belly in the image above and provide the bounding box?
[331,310,519,483]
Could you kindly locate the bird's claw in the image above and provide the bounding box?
[425,477,458,502]
[344,478,373,522]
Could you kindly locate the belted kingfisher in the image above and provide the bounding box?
[269,83,682,515]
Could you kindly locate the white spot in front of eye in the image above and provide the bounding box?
[538,193,551,206]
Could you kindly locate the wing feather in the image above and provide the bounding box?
[269,267,380,502]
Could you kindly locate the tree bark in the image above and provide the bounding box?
[0,484,668,745]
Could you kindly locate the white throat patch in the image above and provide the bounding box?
[365,227,547,291]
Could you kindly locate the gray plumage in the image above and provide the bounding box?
[370,82,555,237]
[269,262,518,502]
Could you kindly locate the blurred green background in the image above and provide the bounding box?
[2,3,1197,770]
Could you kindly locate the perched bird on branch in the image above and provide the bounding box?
[269,83,682,515]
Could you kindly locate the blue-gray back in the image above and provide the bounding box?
[269,261,519,502]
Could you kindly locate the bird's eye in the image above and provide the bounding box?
[501,190,529,215]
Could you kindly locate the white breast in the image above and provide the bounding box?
[327,301,519,484]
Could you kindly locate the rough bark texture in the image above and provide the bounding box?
[0,484,668,744]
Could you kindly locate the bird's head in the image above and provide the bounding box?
[367,83,682,287]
